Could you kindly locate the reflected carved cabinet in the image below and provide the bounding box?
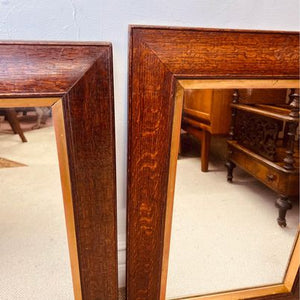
[226,89,299,227]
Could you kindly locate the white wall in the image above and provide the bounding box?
[1,0,299,286]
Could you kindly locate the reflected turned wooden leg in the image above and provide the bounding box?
[225,160,236,182]
[275,195,292,227]
[5,108,27,143]
[201,130,211,172]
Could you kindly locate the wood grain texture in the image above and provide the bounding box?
[0,42,118,300]
[138,27,299,77]
[127,26,299,300]
[62,50,118,300]
[0,42,110,97]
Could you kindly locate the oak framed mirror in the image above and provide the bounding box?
[127,26,299,300]
[0,42,118,300]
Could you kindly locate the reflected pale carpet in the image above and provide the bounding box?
[166,136,299,299]
[0,126,74,300]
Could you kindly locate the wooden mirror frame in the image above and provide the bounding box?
[127,26,299,300]
[0,42,118,300]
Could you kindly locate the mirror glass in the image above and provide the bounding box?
[166,86,299,299]
[0,106,74,299]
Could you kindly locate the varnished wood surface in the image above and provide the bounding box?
[137,27,299,77]
[0,42,110,97]
[179,79,299,90]
[227,140,299,173]
[0,42,118,300]
[127,26,299,300]
[52,100,82,299]
[227,141,299,196]
[183,89,232,134]
[160,82,184,300]
[250,274,299,300]
[237,89,287,104]
[0,97,59,107]
[62,48,118,300]
[231,103,299,121]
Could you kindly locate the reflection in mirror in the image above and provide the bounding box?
[166,86,299,299]
[0,106,73,299]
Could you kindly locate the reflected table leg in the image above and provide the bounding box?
[275,195,293,227]
[5,108,27,143]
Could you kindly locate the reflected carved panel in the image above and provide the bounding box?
[235,110,283,161]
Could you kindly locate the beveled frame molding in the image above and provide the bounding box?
[127,26,299,300]
[0,42,118,300]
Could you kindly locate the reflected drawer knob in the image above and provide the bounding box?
[267,174,276,182]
